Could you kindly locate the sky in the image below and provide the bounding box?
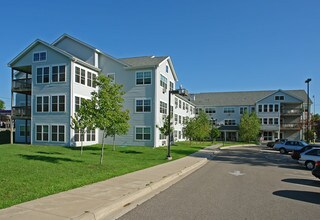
[1,0,319,113]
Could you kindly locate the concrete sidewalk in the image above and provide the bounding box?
[0,145,221,220]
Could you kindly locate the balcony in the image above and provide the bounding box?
[281,108,302,116]
[280,123,301,130]
[12,79,31,94]
[12,106,31,119]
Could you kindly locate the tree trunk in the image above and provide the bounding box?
[80,131,84,155]
[112,135,116,151]
[100,130,105,165]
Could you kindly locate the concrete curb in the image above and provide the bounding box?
[219,144,258,149]
[75,157,208,220]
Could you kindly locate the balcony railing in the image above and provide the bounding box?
[281,109,302,115]
[12,79,31,93]
[12,106,31,119]
[280,123,301,130]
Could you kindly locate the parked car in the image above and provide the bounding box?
[291,144,320,160]
[266,139,287,148]
[273,140,308,154]
[312,161,320,179]
[298,148,320,170]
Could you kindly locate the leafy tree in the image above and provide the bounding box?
[210,126,220,142]
[239,111,260,142]
[184,117,197,143]
[311,113,320,139]
[194,111,211,141]
[0,99,5,110]
[70,100,93,155]
[86,74,129,164]
[157,115,173,146]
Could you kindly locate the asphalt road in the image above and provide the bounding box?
[117,146,320,220]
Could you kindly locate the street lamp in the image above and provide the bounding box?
[167,87,188,160]
[305,78,311,142]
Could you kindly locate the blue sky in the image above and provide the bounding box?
[1,0,319,112]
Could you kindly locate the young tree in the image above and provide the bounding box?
[184,117,197,143]
[87,74,129,164]
[210,126,221,143]
[239,111,260,142]
[157,115,173,146]
[0,99,5,110]
[70,100,93,155]
[194,111,211,141]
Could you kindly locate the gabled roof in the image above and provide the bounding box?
[8,39,74,67]
[119,56,168,67]
[191,90,310,106]
[119,56,178,81]
[52,34,128,67]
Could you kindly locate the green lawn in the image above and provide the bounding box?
[0,141,211,209]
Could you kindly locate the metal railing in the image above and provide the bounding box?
[12,106,31,118]
[280,123,300,130]
[281,109,302,115]
[12,79,31,92]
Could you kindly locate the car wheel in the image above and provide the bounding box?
[279,148,287,154]
[305,161,315,170]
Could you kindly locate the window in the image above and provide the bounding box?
[160,101,167,114]
[263,118,268,124]
[170,81,174,91]
[33,51,47,62]
[224,107,235,114]
[107,73,115,83]
[263,131,272,141]
[179,100,182,108]
[275,104,279,112]
[179,131,181,139]
[75,96,86,112]
[179,115,182,124]
[274,118,279,125]
[263,105,268,112]
[92,74,97,88]
[136,99,151,112]
[269,104,273,112]
[136,71,151,85]
[269,118,273,124]
[275,95,284,101]
[166,65,169,73]
[186,104,189,112]
[135,127,151,140]
[36,125,48,141]
[258,105,262,112]
[175,98,178,108]
[251,107,255,113]
[52,95,65,112]
[80,69,85,85]
[36,67,49,83]
[87,72,92,87]
[160,74,167,89]
[36,96,49,112]
[183,102,185,110]
[52,65,66,82]
[51,125,65,142]
[205,107,216,114]
[20,125,30,137]
[75,67,80,83]
[240,107,248,114]
[87,129,96,141]
[174,114,178,124]
[225,119,236,125]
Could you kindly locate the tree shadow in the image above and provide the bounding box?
[273,190,320,205]
[18,154,83,164]
[118,150,143,154]
[36,151,63,155]
[282,178,320,187]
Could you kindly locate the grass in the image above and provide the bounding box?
[0,141,211,209]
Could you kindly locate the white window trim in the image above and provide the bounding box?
[51,63,67,83]
[159,99,168,115]
[51,124,66,143]
[36,65,50,84]
[51,94,66,113]
[19,125,30,137]
[36,95,50,113]
[135,70,152,86]
[74,64,98,88]
[224,119,236,126]
[33,51,47,62]
[135,98,152,113]
[135,126,151,141]
[35,124,49,142]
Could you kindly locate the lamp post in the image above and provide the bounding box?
[167,87,188,160]
[305,78,311,142]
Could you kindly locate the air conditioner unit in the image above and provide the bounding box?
[162,141,166,146]
[162,87,167,93]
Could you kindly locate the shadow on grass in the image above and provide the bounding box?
[36,151,63,155]
[18,154,83,164]
[118,150,143,154]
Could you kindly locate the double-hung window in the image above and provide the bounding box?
[160,101,167,114]
[51,125,65,142]
[37,67,49,84]
[135,127,151,140]
[52,65,66,82]
[160,74,167,89]
[52,95,65,112]
[36,125,49,141]
[87,72,92,87]
[36,96,49,112]
[136,99,151,112]
[224,107,235,114]
[80,69,86,85]
[225,119,236,125]
[87,129,96,141]
[136,71,151,85]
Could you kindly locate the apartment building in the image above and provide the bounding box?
[8,34,195,147]
[191,90,311,142]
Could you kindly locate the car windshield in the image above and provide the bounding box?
[300,141,308,146]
